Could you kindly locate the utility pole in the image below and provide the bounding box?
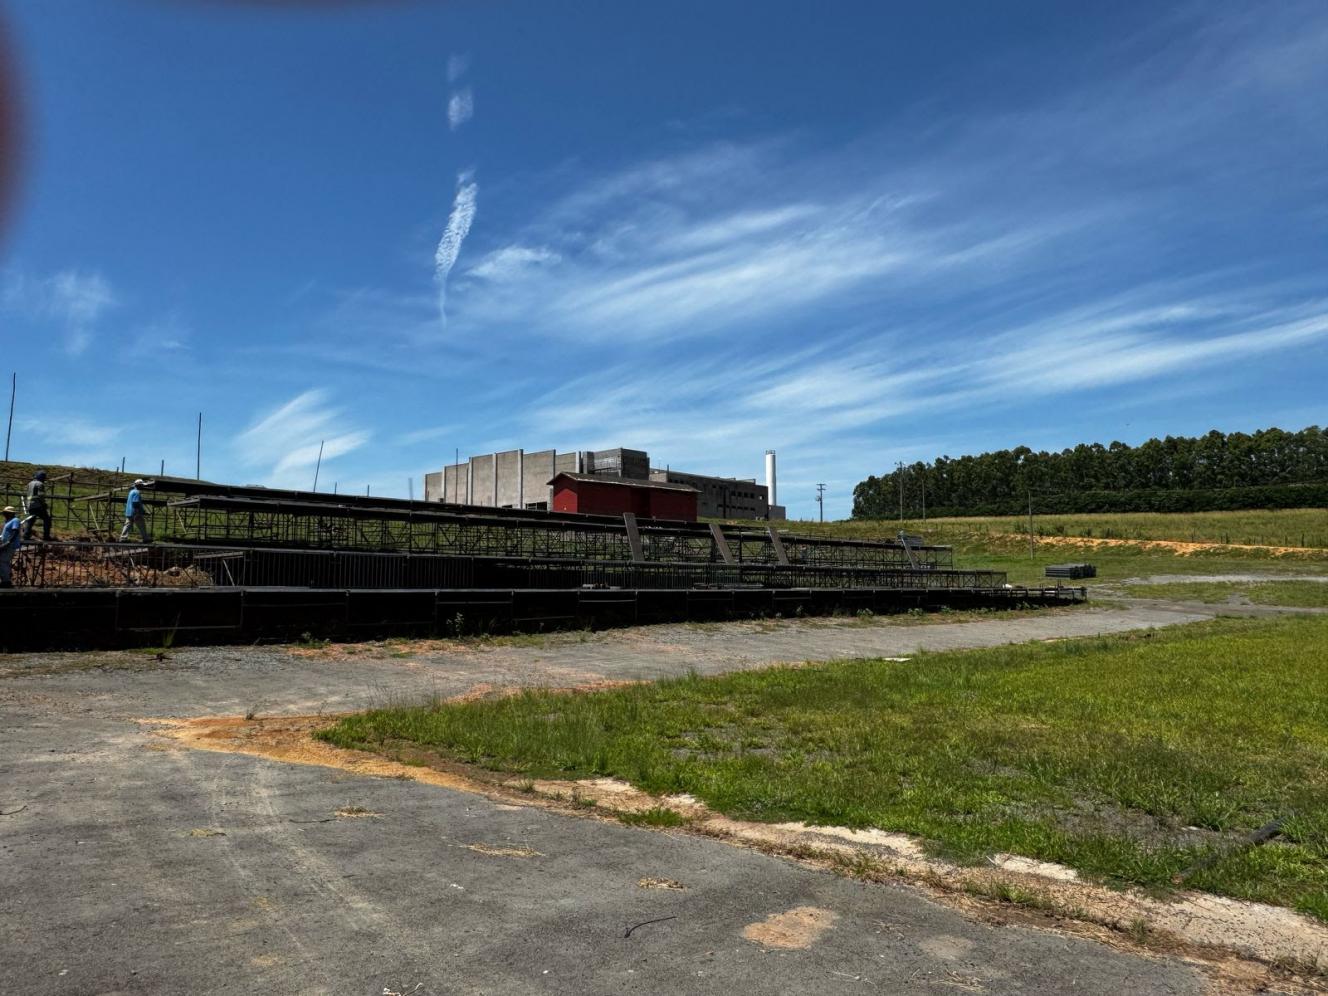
[159,459,164,477]
[1027,488,1035,559]
[408,477,414,501]
[4,372,14,462]
[815,483,826,523]
[921,478,926,522]
[196,412,203,480]
[312,440,325,492]
[896,461,904,522]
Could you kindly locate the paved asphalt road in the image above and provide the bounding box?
[0,606,1217,995]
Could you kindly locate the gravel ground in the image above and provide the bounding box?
[0,604,1223,995]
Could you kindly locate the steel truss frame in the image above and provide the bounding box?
[9,541,1003,592]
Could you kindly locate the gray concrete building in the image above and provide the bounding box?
[425,445,781,519]
[648,468,768,519]
[428,448,645,510]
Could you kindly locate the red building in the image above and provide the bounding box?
[549,473,699,521]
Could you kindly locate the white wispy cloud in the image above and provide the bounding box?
[467,245,560,281]
[127,317,191,359]
[235,389,370,486]
[447,53,469,83]
[447,87,473,130]
[434,172,478,324]
[517,290,1328,515]
[16,415,121,450]
[440,139,1075,344]
[2,268,118,355]
[399,424,456,446]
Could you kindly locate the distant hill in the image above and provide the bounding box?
[853,427,1328,518]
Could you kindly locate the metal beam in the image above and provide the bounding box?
[622,513,645,563]
[709,522,735,564]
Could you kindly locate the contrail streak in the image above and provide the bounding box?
[434,172,478,324]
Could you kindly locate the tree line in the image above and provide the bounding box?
[852,427,1328,518]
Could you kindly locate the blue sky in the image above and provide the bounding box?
[0,1,1325,518]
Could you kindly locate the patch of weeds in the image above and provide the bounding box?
[1126,917,1154,944]
[617,807,688,828]
[336,806,380,818]
[298,631,330,650]
[826,848,891,879]
[638,877,687,890]
[965,879,1056,912]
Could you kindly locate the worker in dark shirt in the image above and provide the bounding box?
[22,469,53,541]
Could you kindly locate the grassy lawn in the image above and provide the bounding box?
[319,615,1328,920]
[733,514,1328,587]
[1125,580,1328,608]
[773,509,1328,549]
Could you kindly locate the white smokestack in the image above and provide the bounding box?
[765,450,777,508]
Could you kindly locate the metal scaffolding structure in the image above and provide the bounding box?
[1,472,988,594]
[155,494,953,568]
[0,472,1090,647]
[2,472,954,567]
[7,541,994,592]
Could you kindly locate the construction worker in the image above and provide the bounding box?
[119,479,151,542]
[0,506,21,587]
[22,469,53,541]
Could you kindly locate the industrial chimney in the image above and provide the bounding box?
[764,449,777,508]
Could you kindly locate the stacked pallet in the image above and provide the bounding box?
[1045,563,1096,579]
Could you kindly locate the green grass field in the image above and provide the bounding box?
[780,509,1328,549]
[319,615,1328,920]
[739,511,1328,587]
[1125,580,1328,607]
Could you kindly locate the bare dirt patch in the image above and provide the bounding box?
[742,906,839,949]
[638,877,686,891]
[1033,535,1323,558]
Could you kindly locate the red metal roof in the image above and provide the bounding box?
[548,472,698,493]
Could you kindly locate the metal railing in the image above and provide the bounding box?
[5,542,1006,592]
[0,471,955,570]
